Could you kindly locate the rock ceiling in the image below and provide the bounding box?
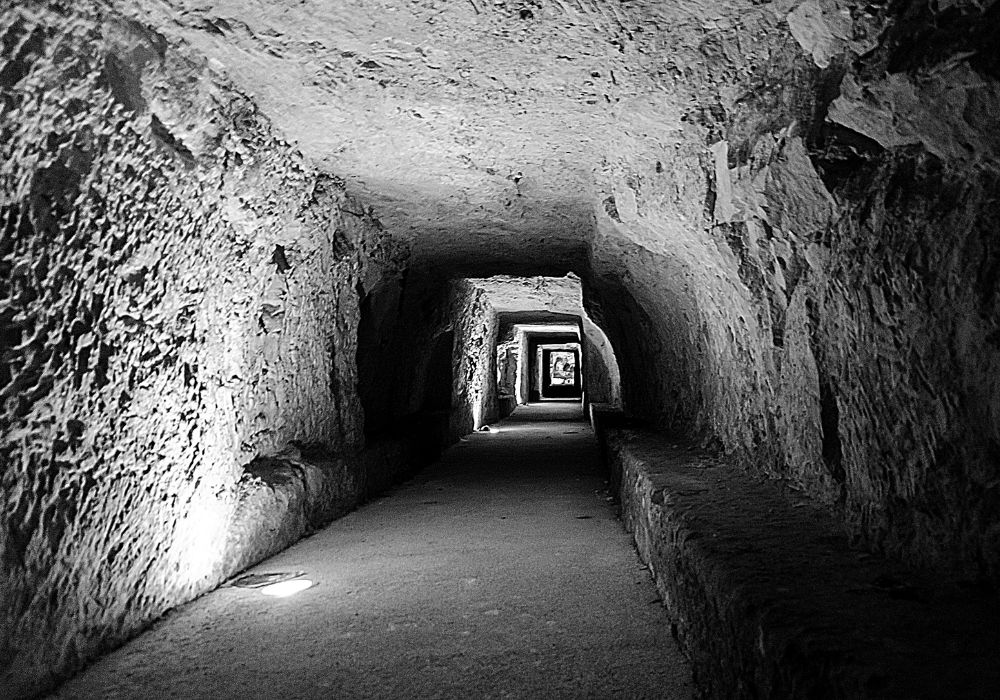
[135,0,792,272]
[120,0,1000,280]
[471,275,582,315]
[134,0,997,285]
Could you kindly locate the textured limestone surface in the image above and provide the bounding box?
[472,275,584,315]
[599,421,1000,699]
[447,279,499,436]
[5,0,1000,696]
[0,3,402,695]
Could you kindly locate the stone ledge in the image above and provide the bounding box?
[596,424,1000,699]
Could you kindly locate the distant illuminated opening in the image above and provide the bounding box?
[549,351,576,386]
[539,344,581,400]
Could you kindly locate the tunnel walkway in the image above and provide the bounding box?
[52,402,693,699]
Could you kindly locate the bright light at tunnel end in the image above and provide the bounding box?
[260,579,315,597]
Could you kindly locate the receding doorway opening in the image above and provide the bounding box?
[539,344,581,400]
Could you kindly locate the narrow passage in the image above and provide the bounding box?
[53,403,693,699]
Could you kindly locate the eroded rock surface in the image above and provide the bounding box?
[0,4,406,693]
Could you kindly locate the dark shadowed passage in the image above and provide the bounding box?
[51,403,693,700]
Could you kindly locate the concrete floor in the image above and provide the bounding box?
[52,402,693,699]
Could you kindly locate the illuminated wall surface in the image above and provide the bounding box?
[3,0,1000,696]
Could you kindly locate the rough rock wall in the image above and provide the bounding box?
[580,316,620,407]
[449,280,499,437]
[496,339,518,397]
[586,0,1000,580]
[0,4,398,695]
[816,156,1000,576]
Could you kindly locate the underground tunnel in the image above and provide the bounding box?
[2,0,1000,697]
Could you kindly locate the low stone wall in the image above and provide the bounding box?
[595,418,1000,699]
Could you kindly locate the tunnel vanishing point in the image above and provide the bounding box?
[2,0,1000,698]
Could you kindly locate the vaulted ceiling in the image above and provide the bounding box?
[135,0,773,271]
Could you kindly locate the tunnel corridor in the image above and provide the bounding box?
[51,403,693,700]
[3,0,1000,697]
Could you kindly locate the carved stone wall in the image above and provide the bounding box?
[0,4,400,694]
